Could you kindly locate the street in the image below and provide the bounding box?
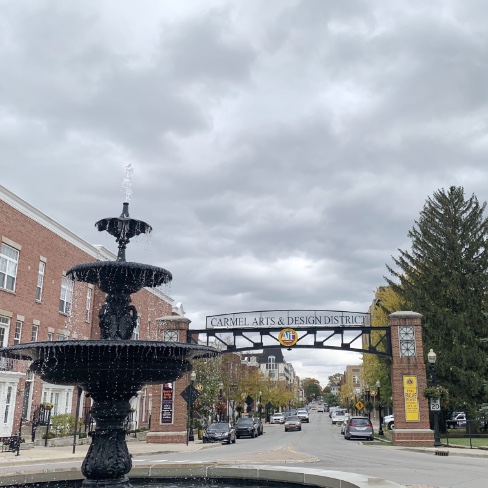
[131,411,488,488]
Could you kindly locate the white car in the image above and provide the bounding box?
[297,409,310,423]
[331,409,348,425]
[383,414,394,430]
[271,412,285,424]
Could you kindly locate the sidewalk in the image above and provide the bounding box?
[0,438,218,468]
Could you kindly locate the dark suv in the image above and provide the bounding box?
[235,417,258,438]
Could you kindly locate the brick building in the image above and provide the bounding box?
[0,184,189,441]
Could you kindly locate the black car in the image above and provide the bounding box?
[202,422,236,444]
[253,417,264,435]
[235,417,258,438]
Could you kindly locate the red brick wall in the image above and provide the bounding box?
[0,195,180,438]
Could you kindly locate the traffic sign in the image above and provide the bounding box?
[355,400,364,411]
[180,385,201,405]
[430,398,441,411]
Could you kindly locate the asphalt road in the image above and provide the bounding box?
[129,411,488,488]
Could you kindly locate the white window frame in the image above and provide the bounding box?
[31,324,39,342]
[132,316,140,340]
[85,286,92,321]
[59,276,74,315]
[13,320,22,345]
[36,261,45,301]
[0,316,9,347]
[0,243,19,292]
[47,332,53,341]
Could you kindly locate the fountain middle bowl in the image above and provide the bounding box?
[66,261,172,294]
[3,341,217,394]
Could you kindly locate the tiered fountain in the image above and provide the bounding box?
[1,201,219,488]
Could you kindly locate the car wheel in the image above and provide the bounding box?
[236,435,240,439]
[285,428,288,432]
[298,427,301,431]
[368,436,374,441]
[388,422,394,430]
[232,436,236,444]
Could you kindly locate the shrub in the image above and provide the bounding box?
[42,432,56,439]
[50,413,76,437]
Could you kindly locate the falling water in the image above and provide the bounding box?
[121,163,134,202]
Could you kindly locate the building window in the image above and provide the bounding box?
[352,375,359,384]
[132,316,140,340]
[47,332,53,341]
[0,243,19,292]
[56,334,67,341]
[22,370,34,420]
[13,320,22,345]
[59,276,74,315]
[31,324,39,342]
[85,287,92,321]
[36,261,45,301]
[0,316,9,347]
[3,386,12,423]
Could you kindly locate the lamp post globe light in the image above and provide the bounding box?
[428,348,442,447]
[376,380,384,436]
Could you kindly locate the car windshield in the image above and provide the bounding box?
[297,410,307,413]
[350,418,370,425]
[207,423,229,431]
[237,418,253,425]
[333,410,346,416]
[287,416,299,421]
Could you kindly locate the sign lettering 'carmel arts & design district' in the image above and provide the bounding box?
[206,310,370,329]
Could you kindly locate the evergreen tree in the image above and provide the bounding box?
[385,186,488,415]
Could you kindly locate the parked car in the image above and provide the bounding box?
[331,409,348,425]
[202,422,236,444]
[271,412,285,424]
[253,417,264,435]
[383,414,394,430]
[317,405,325,413]
[235,417,258,438]
[447,412,466,429]
[284,415,302,432]
[344,416,374,441]
[340,417,349,435]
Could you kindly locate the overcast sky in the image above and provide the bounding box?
[2,0,488,388]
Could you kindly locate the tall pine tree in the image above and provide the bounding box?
[386,186,488,415]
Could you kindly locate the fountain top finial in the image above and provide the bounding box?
[95,202,152,262]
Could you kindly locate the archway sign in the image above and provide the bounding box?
[186,309,434,447]
[188,309,390,356]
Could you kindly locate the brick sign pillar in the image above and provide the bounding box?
[146,316,192,444]
[389,311,434,447]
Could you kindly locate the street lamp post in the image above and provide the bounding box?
[376,380,384,436]
[365,386,370,419]
[258,391,262,418]
[218,381,223,421]
[428,348,442,447]
[188,371,196,442]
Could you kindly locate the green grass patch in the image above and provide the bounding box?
[443,436,488,448]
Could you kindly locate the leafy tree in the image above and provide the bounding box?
[386,186,488,415]
[302,378,322,401]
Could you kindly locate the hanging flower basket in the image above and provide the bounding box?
[423,386,449,406]
[42,403,54,411]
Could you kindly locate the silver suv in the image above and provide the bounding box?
[297,409,310,423]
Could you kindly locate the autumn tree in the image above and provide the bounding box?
[385,186,488,415]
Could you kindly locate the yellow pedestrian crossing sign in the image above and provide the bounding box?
[355,400,364,411]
